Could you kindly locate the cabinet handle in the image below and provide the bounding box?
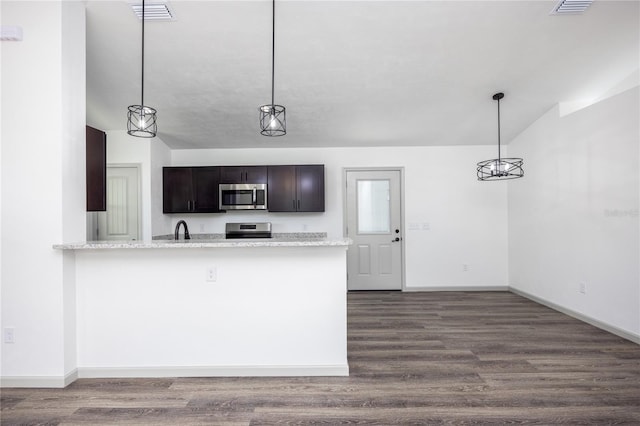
[187,200,191,211]
[192,200,196,211]
[297,199,300,210]
[293,200,296,210]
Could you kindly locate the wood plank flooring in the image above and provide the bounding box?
[2,291,639,425]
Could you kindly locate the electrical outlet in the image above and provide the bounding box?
[422,223,431,231]
[462,264,469,272]
[199,223,205,232]
[206,267,217,282]
[4,327,15,344]
[579,282,586,294]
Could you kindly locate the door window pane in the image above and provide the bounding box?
[357,180,390,234]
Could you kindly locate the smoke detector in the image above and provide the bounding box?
[551,0,593,15]
[130,2,176,21]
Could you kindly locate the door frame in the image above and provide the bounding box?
[96,163,143,241]
[342,167,406,291]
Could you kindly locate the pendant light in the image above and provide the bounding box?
[477,92,524,181]
[259,0,286,136]
[127,0,157,138]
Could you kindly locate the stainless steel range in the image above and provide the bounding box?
[225,222,272,239]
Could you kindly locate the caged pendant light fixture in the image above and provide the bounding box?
[127,0,157,138]
[477,92,524,181]
[259,0,286,136]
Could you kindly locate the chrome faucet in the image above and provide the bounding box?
[174,220,190,240]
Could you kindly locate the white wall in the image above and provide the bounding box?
[60,0,86,380]
[508,86,640,339]
[150,137,172,236]
[171,146,509,289]
[105,131,171,241]
[1,1,85,385]
[75,246,348,376]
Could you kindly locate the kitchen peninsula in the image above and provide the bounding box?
[54,234,351,380]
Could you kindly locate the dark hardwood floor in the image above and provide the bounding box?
[2,291,639,425]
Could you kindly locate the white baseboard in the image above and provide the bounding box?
[404,286,509,292]
[1,364,348,388]
[77,364,349,379]
[509,287,640,345]
[1,368,78,388]
[404,286,639,345]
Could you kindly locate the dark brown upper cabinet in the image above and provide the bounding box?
[219,166,267,184]
[267,165,325,212]
[86,126,106,212]
[163,166,222,213]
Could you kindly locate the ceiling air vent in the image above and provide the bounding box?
[130,2,176,21]
[550,0,593,15]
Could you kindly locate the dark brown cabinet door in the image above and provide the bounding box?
[163,167,194,213]
[86,126,106,211]
[192,167,220,212]
[220,166,267,184]
[245,166,268,183]
[267,165,324,212]
[163,167,222,213]
[267,165,297,212]
[296,165,325,212]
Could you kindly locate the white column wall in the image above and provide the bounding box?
[60,0,86,378]
[170,146,509,289]
[508,86,640,339]
[150,137,172,236]
[105,131,152,241]
[105,131,171,241]
[1,1,85,386]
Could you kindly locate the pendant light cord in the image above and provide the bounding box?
[496,96,501,162]
[271,0,275,108]
[141,0,145,108]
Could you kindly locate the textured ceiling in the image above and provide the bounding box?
[86,0,640,149]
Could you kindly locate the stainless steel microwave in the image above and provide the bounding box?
[219,183,267,210]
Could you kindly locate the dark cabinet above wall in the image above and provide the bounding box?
[163,166,222,213]
[268,165,325,212]
[163,167,191,213]
[267,166,296,212]
[219,166,267,184]
[86,126,106,212]
[163,164,324,214]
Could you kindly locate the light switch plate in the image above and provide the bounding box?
[4,327,15,344]
[206,267,217,282]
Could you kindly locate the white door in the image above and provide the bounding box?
[97,166,140,241]
[346,169,403,290]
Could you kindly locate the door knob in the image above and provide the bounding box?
[392,237,401,242]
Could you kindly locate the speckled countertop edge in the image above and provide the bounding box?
[53,233,351,250]
[152,232,328,240]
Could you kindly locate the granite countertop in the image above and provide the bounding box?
[53,233,352,250]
